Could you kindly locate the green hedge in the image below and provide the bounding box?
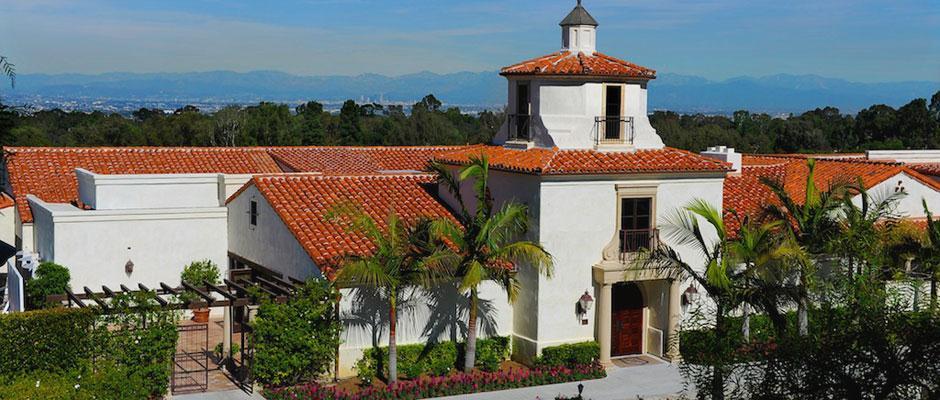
[0,293,179,399]
[357,336,510,382]
[0,307,97,377]
[535,341,600,367]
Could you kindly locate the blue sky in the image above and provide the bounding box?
[2,0,938,82]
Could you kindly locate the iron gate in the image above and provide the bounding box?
[172,323,209,394]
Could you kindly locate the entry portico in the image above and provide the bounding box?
[593,262,682,364]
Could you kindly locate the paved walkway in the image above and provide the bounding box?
[173,388,265,400]
[432,362,687,400]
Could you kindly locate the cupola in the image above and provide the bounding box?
[560,0,598,53]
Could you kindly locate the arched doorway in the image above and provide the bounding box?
[611,282,644,356]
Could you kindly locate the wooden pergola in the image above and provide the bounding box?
[45,262,304,390]
[46,263,299,312]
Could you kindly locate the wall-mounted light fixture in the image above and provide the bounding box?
[682,284,700,306]
[124,246,133,275]
[576,290,594,325]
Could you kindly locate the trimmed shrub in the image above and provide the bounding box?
[25,261,70,309]
[357,337,510,381]
[360,342,459,381]
[535,341,600,367]
[0,362,150,400]
[0,307,97,377]
[459,336,510,372]
[0,295,174,400]
[252,279,341,386]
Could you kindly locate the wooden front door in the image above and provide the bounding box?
[611,283,643,356]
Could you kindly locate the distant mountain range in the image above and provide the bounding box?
[6,70,938,114]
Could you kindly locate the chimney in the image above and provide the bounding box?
[701,146,741,173]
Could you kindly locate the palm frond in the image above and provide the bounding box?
[0,56,15,89]
[494,241,554,278]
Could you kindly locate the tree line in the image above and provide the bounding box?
[656,90,940,153]
[0,95,502,148]
[1,91,939,152]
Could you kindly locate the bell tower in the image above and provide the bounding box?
[499,1,663,151]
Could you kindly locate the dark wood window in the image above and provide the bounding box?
[249,200,258,227]
[620,198,652,252]
[605,86,622,140]
[514,83,530,140]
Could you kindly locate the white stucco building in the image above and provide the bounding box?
[4,0,940,384]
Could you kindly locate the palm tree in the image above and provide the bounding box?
[328,206,450,384]
[920,200,940,311]
[727,216,805,340]
[428,155,554,372]
[638,199,737,400]
[830,179,904,278]
[761,158,845,336]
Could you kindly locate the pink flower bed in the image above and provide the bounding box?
[265,363,606,400]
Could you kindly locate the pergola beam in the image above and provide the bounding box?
[67,290,87,308]
[84,286,109,310]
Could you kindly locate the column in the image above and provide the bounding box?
[597,282,613,365]
[666,279,682,362]
[222,306,232,365]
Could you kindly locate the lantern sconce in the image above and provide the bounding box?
[576,290,594,325]
[125,259,134,275]
[682,284,700,306]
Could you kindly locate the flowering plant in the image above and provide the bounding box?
[265,363,606,400]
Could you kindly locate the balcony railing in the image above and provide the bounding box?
[595,116,635,146]
[507,114,531,141]
[619,228,658,259]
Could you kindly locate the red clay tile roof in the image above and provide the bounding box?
[909,163,940,177]
[245,174,459,278]
[0,193,13,209]
[4,147,284,223]
[434,145,729,175]
[723,155,940,232]
[500,51,656,79]
[4,146,465,223]
[268,146,467,174]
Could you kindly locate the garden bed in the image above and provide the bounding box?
[265,360,606,400]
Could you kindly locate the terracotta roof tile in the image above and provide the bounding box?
[723,155,940,232]
[500,51,656,79]
[248,174,458,278]
[268,146,467,174]
[909,163,940,177]
[3,147,284,222]
[434,145,729,175]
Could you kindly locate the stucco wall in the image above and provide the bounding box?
[28,196,228,291]
[532,175,724,353]
[495,78,662,151]
[337,282,514,377]
[228,183,514,378]
[227,185,321,280]
[857,172,940,218]
[76,169,221,210]
[0,205,17,248]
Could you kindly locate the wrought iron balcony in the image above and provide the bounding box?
[595,116,635,146]
[507,114,531,141]
[619,228,658,259]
